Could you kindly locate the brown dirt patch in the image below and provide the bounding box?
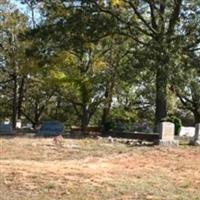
[0,137,200,200]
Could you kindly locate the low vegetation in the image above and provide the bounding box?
[0,137,200,200]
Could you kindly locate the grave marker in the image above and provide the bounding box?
[179,126,195,137]
[159,122,178,146]
[38,121,64,137]
[0,124,13,135]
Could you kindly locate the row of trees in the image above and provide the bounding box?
[0,0,200,131]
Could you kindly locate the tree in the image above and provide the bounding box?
[49,45,110,133]
[0,1,30,128]
[92,0,200,126]
[6,0,199,130]
[171,53,200,124]
[20,72,57,128]
[21,1,121,132]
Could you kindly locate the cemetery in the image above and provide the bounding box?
[1,135,200,200]
[1,121,200,199]
[1,0,200,199]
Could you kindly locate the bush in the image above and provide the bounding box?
[103,118,131,132]
[161,115,182,136]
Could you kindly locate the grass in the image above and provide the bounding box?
[0,136,200,200]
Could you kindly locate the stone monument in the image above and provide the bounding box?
[38,121,64,137]
[0,124,13,135]
[159,122,178,146]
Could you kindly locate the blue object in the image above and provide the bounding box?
[38,121,64,137]
[0,124,12,134]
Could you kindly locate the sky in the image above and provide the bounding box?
[11,0,27,13]
[11,0,41,26]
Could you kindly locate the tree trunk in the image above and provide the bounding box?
[33,114,39,129]
[33,100,40,129]
[193,111,200,124]
[12,75,18,129]
[81,105,89,135]
[101,82,113,133]
[101,107,109,132]
[17,77,25,120]
[55,96,61,120]
[155,67,168,126]
[80,83,90,134]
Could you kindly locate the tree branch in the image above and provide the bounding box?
[0,78,13,85]
[94,1,154,38]
[146,0,158,30]
[167,0,183,35]
[128,0,157,36]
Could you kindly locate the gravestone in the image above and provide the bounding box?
[0,124,13,135]
[38,121,64,137]
[16,120,22,128]
[193,123,200,146]
[159,122,178,146]
[179,126,195,137]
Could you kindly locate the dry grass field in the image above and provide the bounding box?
[0,136,200,200]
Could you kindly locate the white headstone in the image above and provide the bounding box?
[159,122,178,146]
[159,122,175,141]
[16,121,22,128]
[4,120,10,125]
[179,127,195,137]
[26,123,33,129]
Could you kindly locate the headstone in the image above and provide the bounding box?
[16,121,22,129]
[179,126,195,137]
[4,120,10,125]
[133,122,153,133]
[193,123,200,146]
[38,121,64,137]
[0,124,13,135]
[27,123,33,129]
[159,122,178,146]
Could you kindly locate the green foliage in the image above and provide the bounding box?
[1,0,200,129]
[172,65,200,123]
[102,117,133,132]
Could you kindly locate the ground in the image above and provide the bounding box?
[0,137,200,200]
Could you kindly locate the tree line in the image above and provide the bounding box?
[0,0,200,132]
